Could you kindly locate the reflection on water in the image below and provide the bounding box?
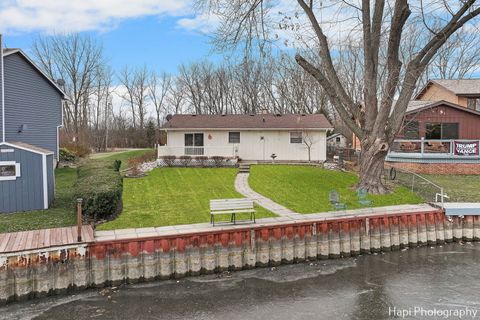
[2,243,480,320]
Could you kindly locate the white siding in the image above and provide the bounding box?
[160,129,327,161]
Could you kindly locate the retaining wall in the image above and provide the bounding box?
[386,161,480,175]
[2,209,480,304]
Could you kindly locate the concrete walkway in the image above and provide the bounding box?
[94,203,437,242]
[234,172,301,217]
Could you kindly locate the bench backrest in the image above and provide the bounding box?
[210,198,254,211]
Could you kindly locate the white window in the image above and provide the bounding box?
[229,132,240,143]
[290,131,303,144]
[0,161,21,181]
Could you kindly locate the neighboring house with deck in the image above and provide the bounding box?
[159,114,332,162]
[386,79,480,174]
[415,79,480,111]
[1,46,64,213]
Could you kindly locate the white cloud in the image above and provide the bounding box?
[177,13,220,34]
[0,0,192,34]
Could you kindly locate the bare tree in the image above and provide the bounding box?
[429,27,480,79]
[118,65,150,129]
[91,65,114,151]
[302,130,316,162]
[168,79,186,115]
[198,0,480,193]
[149,72,172,128]
[32,34,104,143]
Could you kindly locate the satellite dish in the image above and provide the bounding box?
[166,114,173,121]
[56,79,66,86]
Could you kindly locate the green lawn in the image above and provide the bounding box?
[91,149,154,171]
[0,149,153,233]
[0,168,77,233]
[421,175,480,202]
[249,165,423,214]
[97,168,276,230]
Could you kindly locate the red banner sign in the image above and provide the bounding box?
[454,141,479,156]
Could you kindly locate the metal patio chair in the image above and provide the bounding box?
[329,190,347,210]
[357,188,372,207]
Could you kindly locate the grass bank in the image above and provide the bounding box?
[98,167,276,230]
[0,149,152,233]
[249,165,423,214]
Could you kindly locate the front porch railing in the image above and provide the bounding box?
[158,145,238,158]
[390,139,480,157]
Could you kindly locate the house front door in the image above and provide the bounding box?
[185,133,204,155]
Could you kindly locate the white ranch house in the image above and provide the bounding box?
[159,114,332,162]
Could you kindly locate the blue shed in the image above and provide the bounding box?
[0,142,55,213]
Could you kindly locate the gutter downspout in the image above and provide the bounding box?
[0,34,5,142]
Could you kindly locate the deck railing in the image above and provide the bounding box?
[158,145,238,158]
[390,139,480,157]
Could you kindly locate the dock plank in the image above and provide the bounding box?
[44,228,51,248]
[11,231,25,252]
[0,225,95,254]
[24,231,35,251]
[0,233,11,252]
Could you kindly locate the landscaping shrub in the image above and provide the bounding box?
[128,157,142,176]
[211,156,225,167]
[179,155,192,167]
[195,156,208,167]
[130,150,158,165]
[139,150,157,163]
[59,148,77,163]
[161,155,176,167]
[113,160,122,172]
[62,142,91,158]
[75,160,123,221]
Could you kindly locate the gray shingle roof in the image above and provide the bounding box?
[1,142,54,155]
[405,100,480,116]
[406,100,438,113]
[431,79,480,95]
[163,114,332,130]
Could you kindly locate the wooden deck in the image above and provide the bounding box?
[0,226,94,254]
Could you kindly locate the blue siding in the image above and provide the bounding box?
[0,52,3,142]
[3,53,62,158]
[0,145,48,213]
[47,154,54,205]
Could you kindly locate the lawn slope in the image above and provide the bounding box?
[98,168,275,230]
[249,165,422,214]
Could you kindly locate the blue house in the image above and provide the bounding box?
[0,46,64,213]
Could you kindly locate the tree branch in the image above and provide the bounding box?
[295,54,363,139]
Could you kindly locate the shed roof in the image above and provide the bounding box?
[162,114,332,130]
[0,142,54,155]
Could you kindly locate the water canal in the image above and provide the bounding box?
[2,242,479,320]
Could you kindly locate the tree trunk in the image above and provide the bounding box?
[357,138,390,194]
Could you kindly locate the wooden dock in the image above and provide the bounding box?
[0,225,94,254]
